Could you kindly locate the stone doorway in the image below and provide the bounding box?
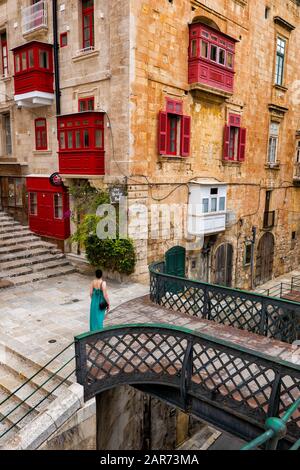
[255,232,275,286]
[214,243,233,287]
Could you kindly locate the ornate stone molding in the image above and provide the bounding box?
[274,16,295,32]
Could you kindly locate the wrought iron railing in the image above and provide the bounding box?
[75,324,300,448]
[263,210,275,229]
[149,262,300,344]
[241,396,300,450]
[257,276,300,301]
[0,343,75,442]
[22,0,48,35]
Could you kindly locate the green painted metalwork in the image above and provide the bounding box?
[75,323,300,448]
[149,261,300,343]
[241,396,300,450]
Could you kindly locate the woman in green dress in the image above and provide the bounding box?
[89,269,110,331]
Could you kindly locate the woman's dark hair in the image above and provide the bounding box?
[95,269,103,279]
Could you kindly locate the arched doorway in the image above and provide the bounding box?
[255,233,275,286]
[165,246,186,278]
[214,243,233,287]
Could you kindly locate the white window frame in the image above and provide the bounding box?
[267,121,280,164]
[275,36,286,86]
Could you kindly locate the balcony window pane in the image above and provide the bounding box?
[95,129,103,148]
[201,40,208,58]
[83,130,89,148]
[59,132,65,149]
[54,194,63,219]
[296,140,300,163]
[211,198,217,212]
[227,53,233,68]
[29,193,37,216]
[202,198,209,213]
[28,49,34,68]
[39,50,49,69]
[219,197,225,211]
[191,39,197,58]
[22,52,27,70]
[67,131,73,148]
[210,45,217,62]
[75,130,81,148]
[219,49,226,65]
[16,55,20,73]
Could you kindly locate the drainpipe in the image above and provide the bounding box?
[250,226,257,290]
[52,0,61,116]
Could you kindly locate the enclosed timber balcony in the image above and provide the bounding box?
[188,23,237,98]
[12,41,54,108]
[58,112,105,176]
[22,0,48,36]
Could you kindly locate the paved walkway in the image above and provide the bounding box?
[0,273,148,366]
[254,268,300,294]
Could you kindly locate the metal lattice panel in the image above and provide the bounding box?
[149,263,300,343]
[75,325,300,444]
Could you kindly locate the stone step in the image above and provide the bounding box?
[0,235,39,248]
[0,253,66,271]
[0,366,54,413]
[0,216,14,223]
[0,225,29,235]
[0,247,60,263]
[0,221,20,229]
[0,240,56,255]
[0,388,39,438]
[0,266,33,279]
[0,230,35,241]
[0,259,71,280]
[6,265,77,286]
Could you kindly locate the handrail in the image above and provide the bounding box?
[149,261,300,344]
[241,396,300,450]
[0,342,75,441]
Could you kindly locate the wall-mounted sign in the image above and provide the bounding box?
[49,172,63,187]
[109,186,126,204]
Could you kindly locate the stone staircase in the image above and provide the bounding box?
[0,343,73,443]
[0,211,76,287]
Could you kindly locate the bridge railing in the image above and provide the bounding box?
[75,324,300,448]
[241,396,300,450]
[149,262,300,344]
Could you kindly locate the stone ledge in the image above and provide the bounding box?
[0,383,84,450]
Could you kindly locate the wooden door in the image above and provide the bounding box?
[214,244,233,287]
[165,246,186,278]
[255,232,275,286]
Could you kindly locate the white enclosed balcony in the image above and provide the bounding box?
[188,179,227,236]
[22,0,48,36]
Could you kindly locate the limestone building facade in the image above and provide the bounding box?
[1,0,300,289]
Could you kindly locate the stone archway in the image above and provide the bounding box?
[214,243,233,287]
[255,232,275,286]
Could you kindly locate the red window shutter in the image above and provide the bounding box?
[158,111,168,155]
[223,125,230,160]
[229,113,241,127]
[238,127,247,161]
[180,115,191,157]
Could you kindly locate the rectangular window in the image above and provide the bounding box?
[244,243,252,266]
[219,197,225,211]
[219,48,226,66]
[4,114,12,155]
[210,44,217,62]
[191,39,197,58]
[78,97,94,112]
[59,132,66,149]
[35,118,47,150]
[54,193,63,219]
[95,129,103,148]
[39,50,49,69]
[296,140,300,163]
[29,192,37,216]
[60,32,68,48]
[22,52,27,70]
[75,130,81,149]
[268,122,279,163]
[211,198,217,212]
[223,114,246,162]
[229,127,239,160]
[82,0,94,50]
[200,40,208,58]
[1,32,8,77]
[227,52,233,68]
[28,49,34,68]
[15,54,20,73]
[67,131,73,149]
[275,37,286,86]
[167,115,178,155]
[202,198,209,213]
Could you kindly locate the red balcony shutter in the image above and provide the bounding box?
[180,115,191,157]
[223,125,230,160]
[238,127,247,162]
[158,111,167,155]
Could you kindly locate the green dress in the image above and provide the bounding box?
[90,288,106,331]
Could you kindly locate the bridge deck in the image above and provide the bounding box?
[105,296,300,366]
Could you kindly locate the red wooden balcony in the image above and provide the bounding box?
[12,41,54,107]
[58,112,105,176]
[188,23,237,96]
